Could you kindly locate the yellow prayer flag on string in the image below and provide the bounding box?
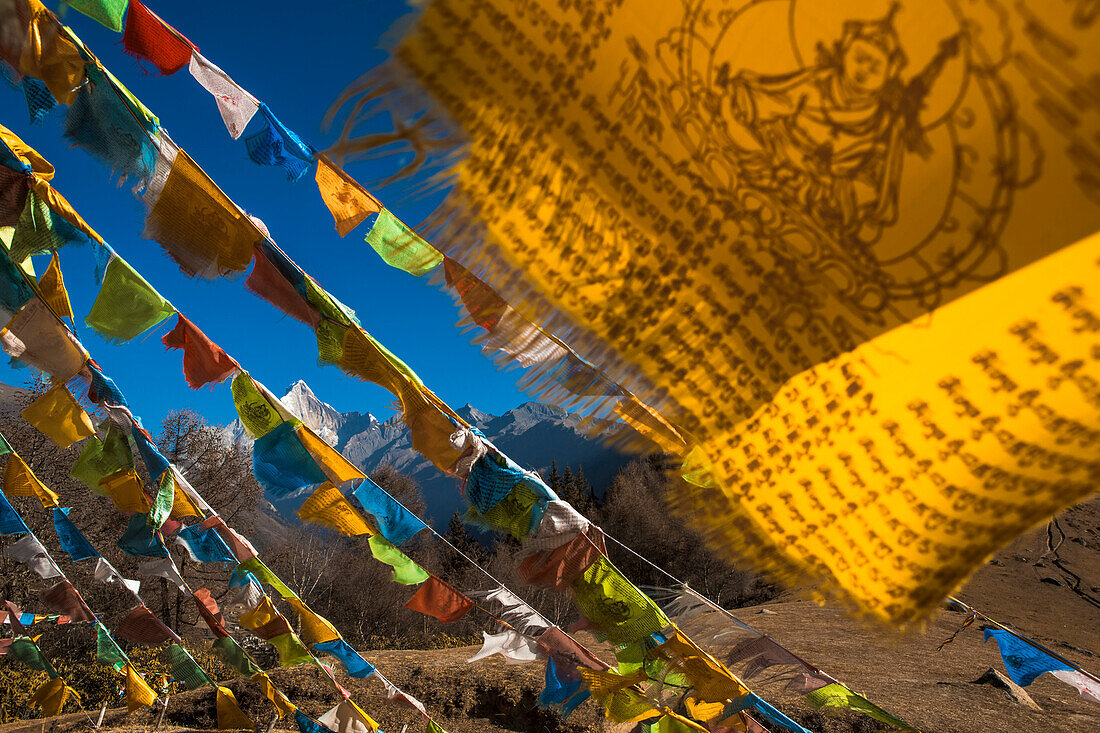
[4,454,59,508]
[579,667,649,698]
[295,481,374,537]
[251,672,296,718]
[285,597,341,646]
[216,686,254,730]
[124,663,157,711]
[21,384,95,449]
[295,425,366,485]
[314,154,382,237]
[38,252,73,320]
[98,470,151,513]
[30,677,74,717]
[170,480,202,520]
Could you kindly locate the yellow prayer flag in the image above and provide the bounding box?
[578,667,649,698]
[38,252,73,320]
[295,481,374,537]
[250,672,296,718]
[124,663,157,711]
[358,0,1100,623]
[216,686,254,730]
[98,470,151,513]
[285,597,341,646]
[295,425,365,485]
[170,480,203,520]
[21,385,95,449]
[30,677,74,717]
[4,454,59,508]
[315,154,382,237]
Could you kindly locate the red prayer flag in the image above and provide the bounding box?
[518,531,603,590]
[192,587,229,638]
[116,604,174,645]
[122,0,197,75]
[162,314,238,389]
[244,247,320,327]
[40,580,95,623]
[404,575,473,623]
[536,626,610,674]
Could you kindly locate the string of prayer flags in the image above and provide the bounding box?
[21,383,94,448]
[253,421,328,496]
[368,534,429,585]
[467,452,525,514]
[314,154,381,236]
[313,639,376,679]
[0,485,30,535]
[213,636,261,675]
[142,146,260,278]
[253,672,297,718]
[162,314,238,389]
[40,579,95,622]
[573,556,669,645]
[187,52,258,140]
[539,657,591,718]
[86,256,174,344]
[467,630,543,665]
[646,712,710,733]
[296,711,331,733]
[30,677,75,717]
[85,361,129,406]
[724,696,812,733]
[983,629,1074,687]
[466,480,543,541]
[169,476,202,520]
[11,0,84,105]
[63,65,158,183]
[216,685,255,730]
[176,522,237,563]
[169,643,213,691]
[297,482,374,537]
[404,575,474,623]
[351,477,427,546]
[66,0,128,32]
[7,191,90,267]
[364,209,442,277]
[96,623,128,671]
[138,557,186,591]
[124,662,158,711]
[474,587,549,635]
[99,469,150,512]
[116,604,174,645]
[4,454,60,507]
[803,684,913,730]
[318,699,380,733]
[297,425,366,485]
[268,631,314,667]
[244,103,315,182]
[116,513,170,557]
[122,0,196,75]
[93,557,140,596]
[38,252,72,319]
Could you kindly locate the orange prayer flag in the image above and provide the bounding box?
[315,154,381,237]
[404,575,474,623]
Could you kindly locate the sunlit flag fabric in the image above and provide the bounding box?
[21,384,95,449]
[122,0,196,75]
[252,672,296,718]
[804,684,914,730]
[38,252,72,319]
[193,587,229,637]
[346,0,1100,623]
[4,0,84,105]
[313,639,375,679]
[352,477,427,546]
[65,0,128,32]
[116,513,170,558]
[467,630,543,665]
[404,575,474,623]
[4,454,59,508]
[96,623,127,671]
[314,154,381,237]
[8,298,88,380]
[124,662,157,711]
[162,314,238,389]
[169,644,211,690]
[176,522,236,563]
[213,636,260,675]
[518,529,603,590]
[93,557,140,596]
[239,596,293,640]
[252,421,328,496]
[132,427,171,482]
[983,629,1074,687]
[9,636,56,675]
[85,256,174,344]
[317,699,379,733]
[99,469,150,513]
[0,485,29,535]
[216,685,254,730]
[573,556,668,645]
[187,51,259,140]
[285,597,340,645]
[70,427,133,492]
[138,557,186,591]
[296,481,373,536]
[539,657,590,718]
[268,632,313,667]
[296,425,365,485]
[30,677,74,717]
[368,534,429,585]
[244,103,314,182]
[364,209,442,277]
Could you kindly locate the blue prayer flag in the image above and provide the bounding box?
[0,489,29,536]
[313,639,376,679]
[86,360,128,407]
[52,508,99,561]
[467,453,526,513]
[724,694,814,733]
[984,629,1073,687]
[351,477,427,546]
[177,523,236,564]
[132,430,170,483]
[244,104,314,182]
[252,422,327,497]
[117,514,170,558]
[538,657,590,719]
[295,710,332,733]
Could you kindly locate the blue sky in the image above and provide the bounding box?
[2,0,530,429]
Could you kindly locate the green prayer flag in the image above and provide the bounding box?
[573,556,669,645]
[69,425,134,494]
[368,534,429,585]
[365,209,443,277]
[11,637,58,678]
[235,557,297,599]
[9,191,64,264]
[0,431,10,456]
[95,623,128,672]
[147,470,175,529]
[65,0,128,32]
[213,636,261,675]
[230,372,287,439]
[426,721,449,733]
[805,684,915,730]
[85,257,174,344]
[268,632,313,667]
[169,643,212,690]
[468,482,540,540]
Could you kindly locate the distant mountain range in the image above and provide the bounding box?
[229,380,634,525]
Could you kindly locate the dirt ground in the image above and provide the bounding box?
[3,499,1097,733]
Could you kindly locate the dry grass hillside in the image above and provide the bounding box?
[2,498,1097,733]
